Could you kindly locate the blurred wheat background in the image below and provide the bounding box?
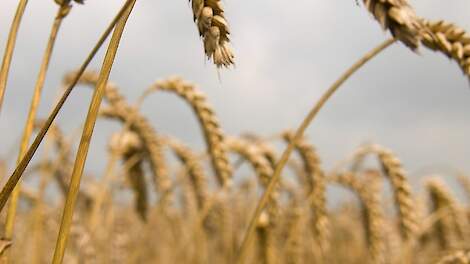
[0,0,470,263]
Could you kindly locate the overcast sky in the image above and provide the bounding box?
[1,0,470,191]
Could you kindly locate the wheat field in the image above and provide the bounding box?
[0,0,469,263]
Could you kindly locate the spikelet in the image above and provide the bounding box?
[422,20,470,79]
[282,131,329,255]
[189,0,235,67]
[109,131,148,220]
[145,77,232,188]
[362,0,424,50]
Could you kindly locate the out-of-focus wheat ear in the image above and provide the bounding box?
[67,71,172,207]
[98,106,172,209]
[188,0,235,67]
[282,131,329,255]
[362,0,424,50]
[329,172,386,264]
[165,137,209,211]
[435,250,470,264]
[0,0,29,113]
[422,20,470,80]
[4,3,72,254]
[110,131,148,221]
[52,2,136,263]
[353,144,419,242]
[142,77,233,188]
[426,178,469,249]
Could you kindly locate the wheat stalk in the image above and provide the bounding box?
[4,4,73,246]
[236,38,395,264]
[0,0,29,112]
[141,77,232,187]
[189,0,235,67]
[52,2,136,262]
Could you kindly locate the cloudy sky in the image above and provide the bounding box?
[1,0,470,191]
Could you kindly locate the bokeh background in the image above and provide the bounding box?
[1,0,469,193]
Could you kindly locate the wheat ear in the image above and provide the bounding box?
[329,172,385,264]
[164,137,209,211]
[67,71,172,207]
[362,0,424,50]
[141,77,232,187]
[189,0,235,67]
[426,178,469,249]
[282,131,329,255]
[354,144,419,241]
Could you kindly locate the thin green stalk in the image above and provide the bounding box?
[0,0,136,213]
[0,0,29,113]
[4,4,69,242]
[236,38,396,264]
[52,1,136,262]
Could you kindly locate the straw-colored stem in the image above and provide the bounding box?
[0,0,29,113]
[236,38,395,263]
[52,1,136,263]
[0,0,136,214]
[4,5,68,243]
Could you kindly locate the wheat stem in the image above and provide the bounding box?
[4,4,70,245]
[236,38,395,264]
[0,0,29,113]
[52,1,136,262]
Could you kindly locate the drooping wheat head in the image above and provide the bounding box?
[143,77,233,188]
[189,0,235,67]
